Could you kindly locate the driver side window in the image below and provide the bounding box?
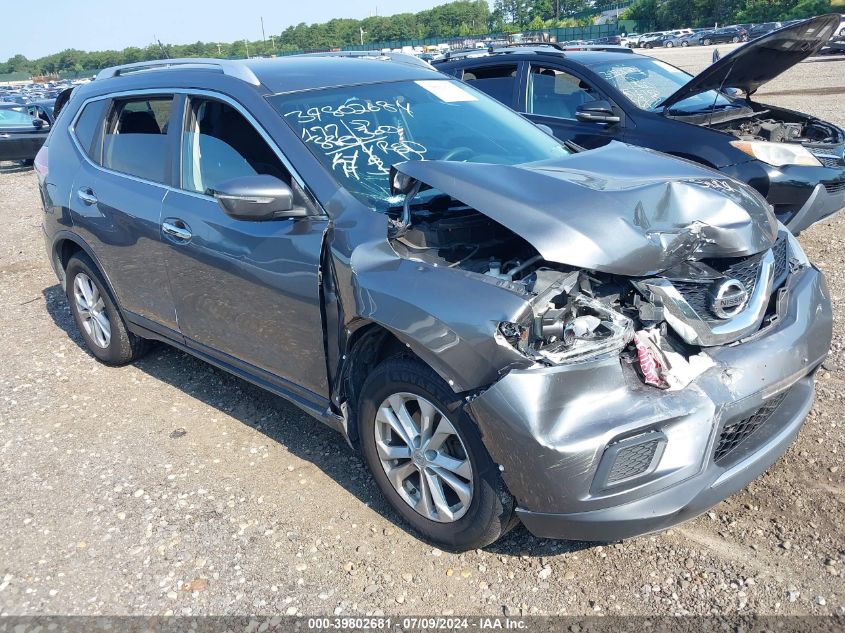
[181,97,291,195]
[528,66,600,120]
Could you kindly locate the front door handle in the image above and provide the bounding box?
[77,187,98,205]
[162,219,192,242]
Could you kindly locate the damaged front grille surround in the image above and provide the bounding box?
[670,233,790,323]
[635,232,799,347]
[637,250,776,347]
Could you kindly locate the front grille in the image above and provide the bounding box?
[815,155,842,168]
[606,439,659,483]
[823,180,845,195]
[671,233,789,321]
[714,390,790,464]
[771,231,790,286]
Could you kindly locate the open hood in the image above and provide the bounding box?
[394,143,777,276]
[658,14,840,110]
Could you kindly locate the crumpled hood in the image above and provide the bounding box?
[658,14,841,108]
[395,142,778,276]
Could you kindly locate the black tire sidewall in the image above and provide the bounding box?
[359,358,513,550]
[65,254,135,365]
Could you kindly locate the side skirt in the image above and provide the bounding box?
[124,311,346,435]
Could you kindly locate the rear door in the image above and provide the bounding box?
[67,93,179,334]
[522,63,624,149]
[160,93,330,399]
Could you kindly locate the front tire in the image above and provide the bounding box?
[666,41,674,48]
[703,38,712,45]
[359,357,516,550]
[732,36,740,43]
[65,253,149,365]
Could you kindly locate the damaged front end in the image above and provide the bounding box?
[387,149,832,541]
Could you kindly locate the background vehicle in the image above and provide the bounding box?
[640,32,669,48]
[435,15,845,234]
[748,22,782,40]
[620,33,640,47]
[0,102,51,162]
[37,54,832,551]
[699,26,748,45]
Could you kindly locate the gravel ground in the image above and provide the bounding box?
[0,50,843,618]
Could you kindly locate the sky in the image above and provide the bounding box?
[2,0,457,61]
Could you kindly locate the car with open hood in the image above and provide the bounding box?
[435,15,845,236]
[37,54,831,550]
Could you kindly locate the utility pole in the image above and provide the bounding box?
[260,16,267,54]
[245,39,250,58]
[360,26,366,45]
[217,43,223,56]
[269,35,276,53]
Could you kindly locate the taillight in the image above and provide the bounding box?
[34,144,48,183]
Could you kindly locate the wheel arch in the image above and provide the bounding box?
[51,232,123,311]
[336,320,443,450]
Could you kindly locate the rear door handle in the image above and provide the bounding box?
[162,219,192,242]
[77,187,98,205]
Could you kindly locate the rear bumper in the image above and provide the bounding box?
[466,265,832,541]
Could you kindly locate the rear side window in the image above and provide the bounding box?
[461,64,518,106]
[72,99,107,161]
[102,96,174,184]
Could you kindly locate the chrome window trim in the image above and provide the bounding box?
[67,87,318,210]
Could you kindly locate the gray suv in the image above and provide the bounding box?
[36,56,832,550]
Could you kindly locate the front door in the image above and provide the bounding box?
[523,64,623,149]
[161,94,329,398]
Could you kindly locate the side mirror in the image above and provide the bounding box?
[211,175,308,221]
[534,123,554,136]
[575,100,621,124]
[32,118,45,129]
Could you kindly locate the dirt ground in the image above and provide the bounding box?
[0,48,843,617]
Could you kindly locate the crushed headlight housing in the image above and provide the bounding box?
[499,294,634,365]
[730,140,822,167]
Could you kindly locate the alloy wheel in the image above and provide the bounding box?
[73,272,111,348]
[374,392,473,523]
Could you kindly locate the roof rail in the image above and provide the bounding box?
[506,41,565,50]
[298,50,433,70]
[95,58,261,86]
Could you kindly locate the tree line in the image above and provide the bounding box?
[0,0,835,77]
[623,0,832,30]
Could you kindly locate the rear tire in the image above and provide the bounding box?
[732,36,739,43]
[666,41,674,48]
[358,357,516,551]
[65,253,150,366]
[703,38,712,45]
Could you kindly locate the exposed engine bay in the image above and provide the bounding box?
[386,191,778,389]
[715,110,841,145]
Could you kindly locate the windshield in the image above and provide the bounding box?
[590,57,735,113]
[0,106,37,127]
[269,79,569,212]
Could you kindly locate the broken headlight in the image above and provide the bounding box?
[498,295,634,365]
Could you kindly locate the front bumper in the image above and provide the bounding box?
[785,182,845,235]
[466,265,832,541]
[722,160,845,234]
